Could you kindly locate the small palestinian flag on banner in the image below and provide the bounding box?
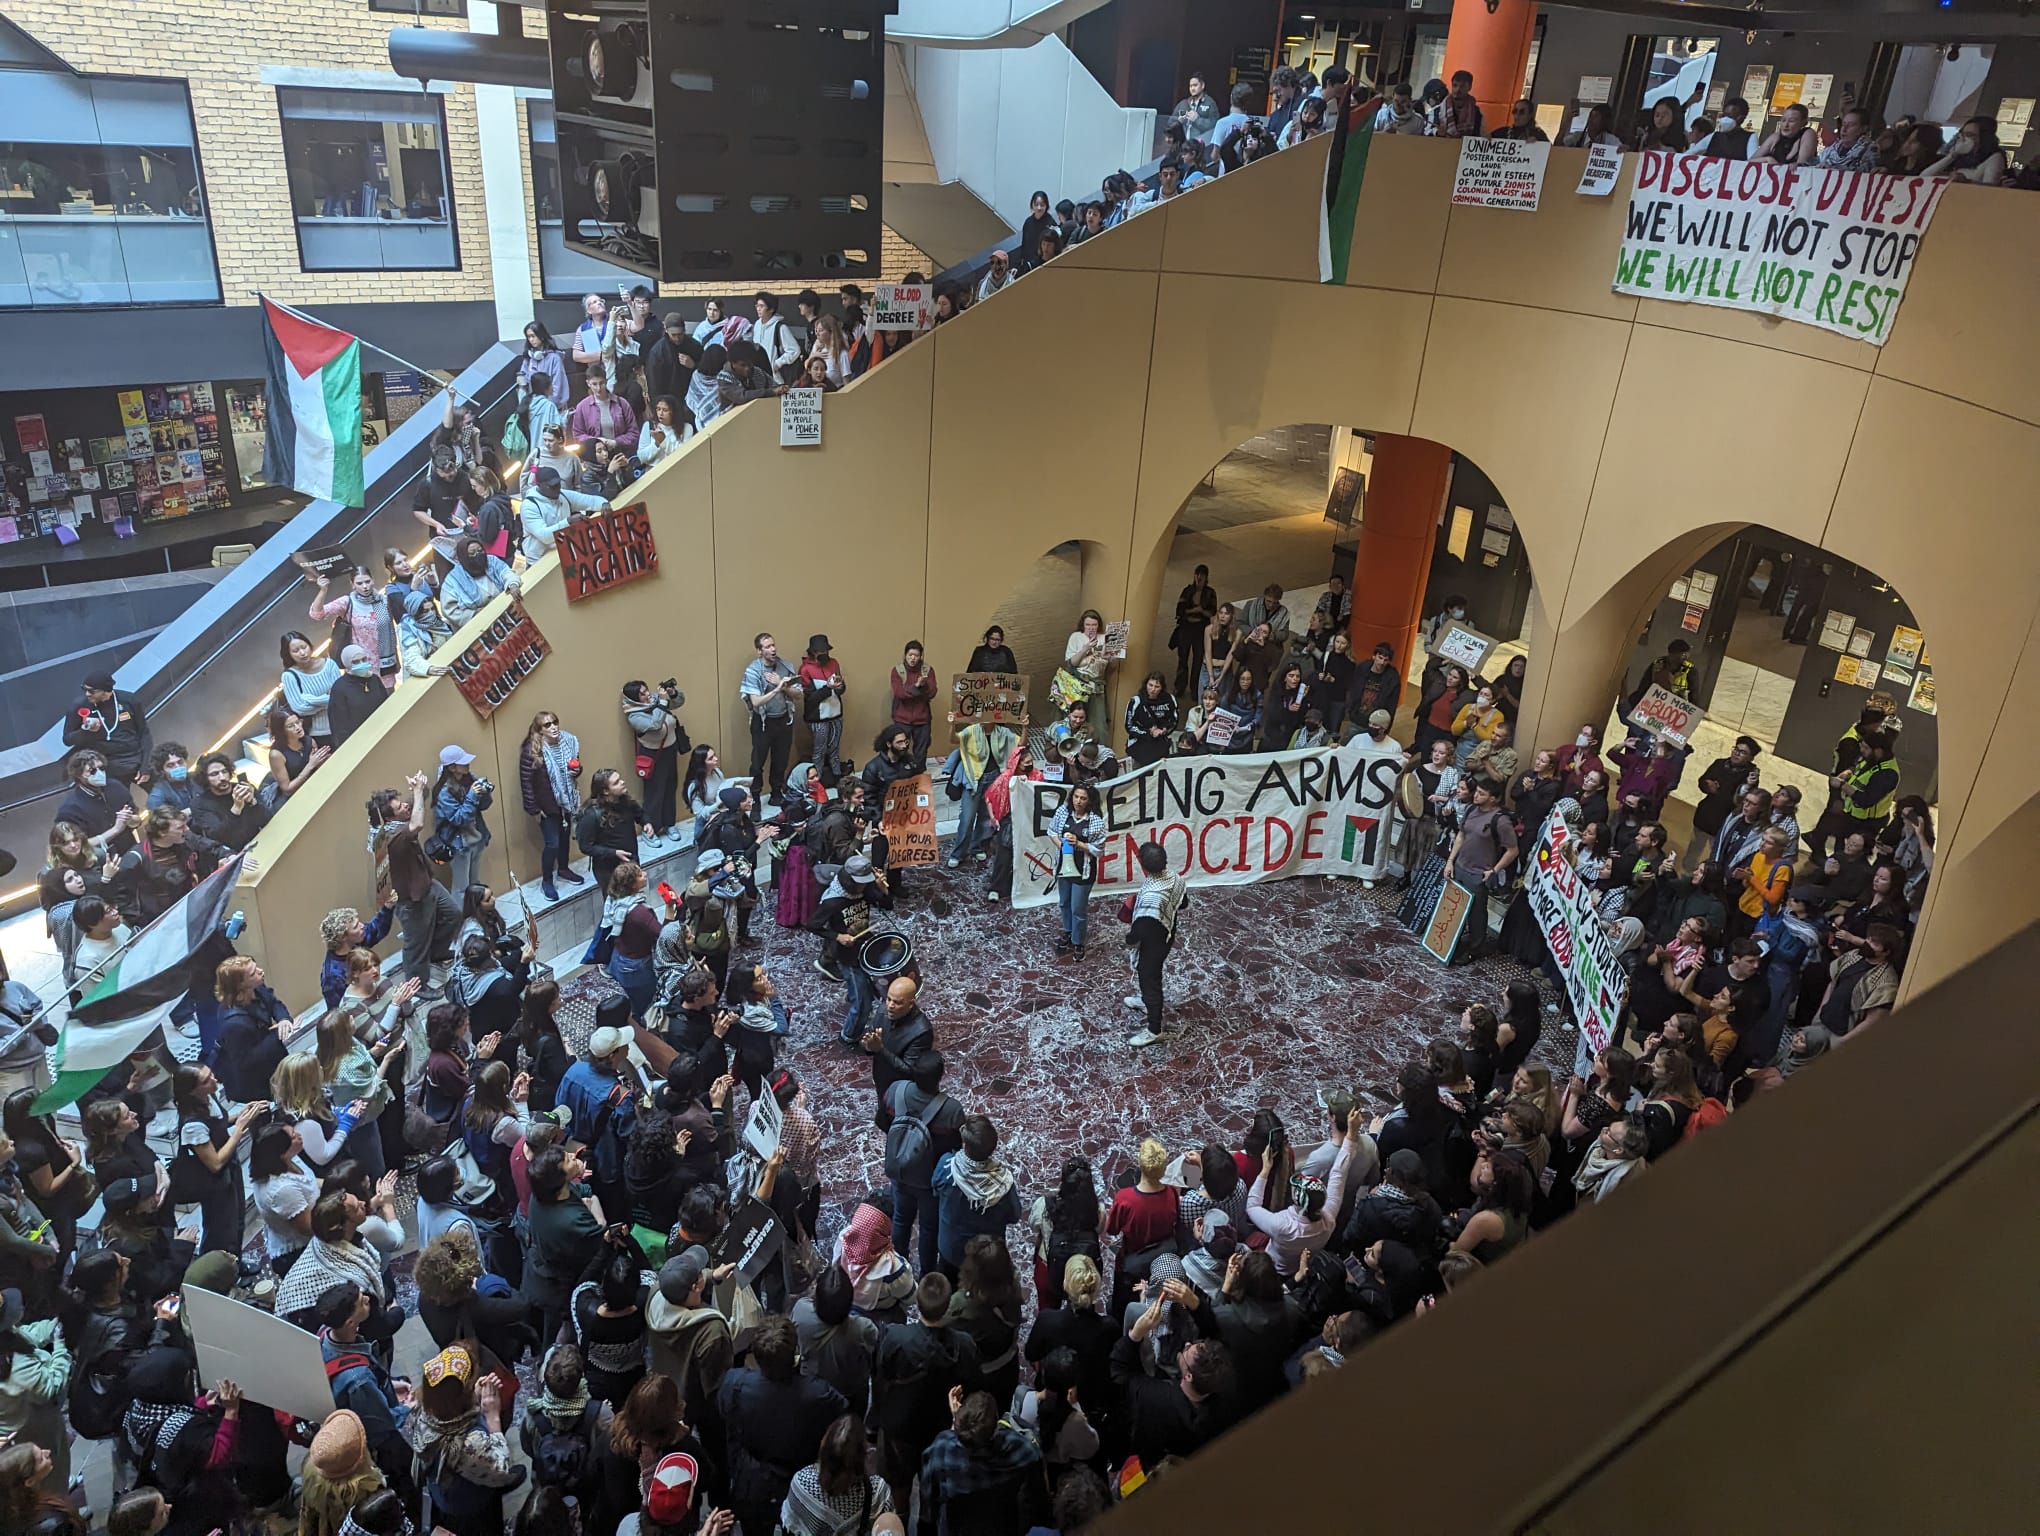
[260,296,365,506]
[34,852,245,1113]
[1319,94,1380,284]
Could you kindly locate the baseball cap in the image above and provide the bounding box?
[103,1176,152,1215]
[658,1244,711,1303]
[662,311,685,331]
[588,1024,628,1060]
[645,1452,700,1523]
[535,466,562,494]
[438,744,476,768]
[842,855,877,885]
[83,671,117,692]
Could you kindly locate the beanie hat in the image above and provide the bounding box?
[309,1410,370,1480]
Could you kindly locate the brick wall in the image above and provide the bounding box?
[9,0,493,309]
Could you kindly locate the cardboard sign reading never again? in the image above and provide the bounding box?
[556,503,658,601]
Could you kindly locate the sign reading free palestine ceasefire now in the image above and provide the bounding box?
[1612,150,1948,345]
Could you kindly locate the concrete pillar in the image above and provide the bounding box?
[1442,0,1539,135]
[1348,433,1451,673]
[470,1,534,344]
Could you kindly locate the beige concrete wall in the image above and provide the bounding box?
[238,131,2040,1006]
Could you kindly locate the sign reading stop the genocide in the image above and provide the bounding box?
[880,773,939,866]
[949,672,1030,726]
[871,283,929,331]
[1627,682,1704,746]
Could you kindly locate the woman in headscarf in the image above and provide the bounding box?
[394,585,455,682]
[697,785,767,942]
[834,1193,915,1324]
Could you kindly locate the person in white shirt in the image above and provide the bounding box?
[636,395,691,467]
[519,467,608,563]
[810,315,854,388]
[1128,160,1188,214]
[571,292,614,384]
[521,421,581,497]
[752,291,803,385]
[70,895,131,982]
[1561,105,1623,149]
[1375,81,1430,136]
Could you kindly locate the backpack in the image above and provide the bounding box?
[883,1085,947,1183]
[531,1400,601,1491]
[67,1328,132,1440]
[1044,1223,1102,1292]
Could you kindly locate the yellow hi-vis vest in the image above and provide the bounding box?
[1841,758,1897,823]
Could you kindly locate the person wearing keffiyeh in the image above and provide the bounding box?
[931,1115,1022,1275]
[1125,841,1190,1048]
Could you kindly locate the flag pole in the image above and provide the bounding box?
[253,292,452,385]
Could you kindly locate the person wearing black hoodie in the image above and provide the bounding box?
[872,1271,980,1516]
[719,1312,847,1536]
[61,671,153,788]
[327,646,388,749]
[211,956,293,1104]
[1204,1249,1303,1414]
[1337,1148,1444,1266]
[1109,1329,1239,1470]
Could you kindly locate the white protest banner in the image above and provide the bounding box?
[1009,738,1405,909]
[1524,804,1630,1055]
[182,1283,338,1425]
[779,389,822,447]
[1627,683,1704,746]
[1451,137,1550,211]
[742,1086,783,1160]
[871,283,929,331]
[1577,142,1625,197]
[1612,151,1949,345]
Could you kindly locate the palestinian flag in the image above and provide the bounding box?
[260,296,365,505]
[1319,95,1379,284]
[33,852,245,1114]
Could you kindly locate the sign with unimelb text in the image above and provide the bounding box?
[1613,151,1948,345]
[1452,137,1550,211]
[1009,738,1405,909]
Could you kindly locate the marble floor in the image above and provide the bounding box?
[555,863,1567,1239]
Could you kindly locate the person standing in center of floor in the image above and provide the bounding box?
[622,679,688,842]
[742,632,802,798]
[889,641,937,762]
[1126,841,1190,1049]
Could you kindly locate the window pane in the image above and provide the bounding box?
[279,88,456,270]
[527,100,628,297]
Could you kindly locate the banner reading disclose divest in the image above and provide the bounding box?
[1612,151,1948,345]
[1009,738,1404,910]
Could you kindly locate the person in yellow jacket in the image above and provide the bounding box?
[1450,683,1507,770]
[1734,826,1794,930]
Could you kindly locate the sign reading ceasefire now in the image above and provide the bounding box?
[1613,151,1948,344]
[556,504,658,601]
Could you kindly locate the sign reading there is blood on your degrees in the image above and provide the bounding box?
[881,772,940,866]
[949,672,1030,726]
[555,503,658,601]
[1627,682,1705,747]
[450,600,550,720]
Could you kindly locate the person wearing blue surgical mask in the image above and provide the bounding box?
[329,644,390,750]
[145,743,198,812]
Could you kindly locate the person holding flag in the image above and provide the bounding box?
[261,297,366,506]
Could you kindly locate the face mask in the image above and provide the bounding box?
[167,764,188,781]
[348,662,374,677]
[1450,607,1467,619]
[1576,732,1592,748]
[85,769,106,788]
[1477,694,1493,707]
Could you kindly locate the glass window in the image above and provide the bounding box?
[526,100,632,299]
[277,86,458,271]
[0,74,219,308]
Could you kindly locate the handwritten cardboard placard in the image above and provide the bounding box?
[779,389,823,447]
[880,772,939,867]
[950,672,1031,725]
[1451,137,1550,211]
[556,503,658,601]
[1577,141,1625,197]
[290,544,355,583]
[1429,620,1499,676]
[1098,619,1132,661]
[1421,878,1474,962]
[1627,683,1704,747]
[871,283,930,331]
[450,600,550,720]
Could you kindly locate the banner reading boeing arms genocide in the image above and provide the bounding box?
[1009,738,1403,910]
[1612,151,1948,345]
[1524,804,1630,1055]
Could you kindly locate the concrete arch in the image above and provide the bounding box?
[239,131,2040,1009]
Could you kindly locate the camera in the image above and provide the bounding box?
[660,679,678,694]
[473,776,494,794]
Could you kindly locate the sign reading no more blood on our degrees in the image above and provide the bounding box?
[1612,152,1949,345]
[871,283,930,331]
[1451,136,1551,211]
[1627,682,1705,747]
[555,502,658,601]
[949,672,1030,726]
[779,388,823,448]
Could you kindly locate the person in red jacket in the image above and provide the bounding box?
[890,641,937,760]
[797,635,848,784]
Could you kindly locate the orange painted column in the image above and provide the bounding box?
[1348,434,1452,674]
[1442,0,1540,135]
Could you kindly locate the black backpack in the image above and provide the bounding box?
[532,1400,601,1491]
[1045,1223,1101,1291]
[883,1085,947,1183]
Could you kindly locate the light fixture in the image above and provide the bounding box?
[1946,43,1962,59]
